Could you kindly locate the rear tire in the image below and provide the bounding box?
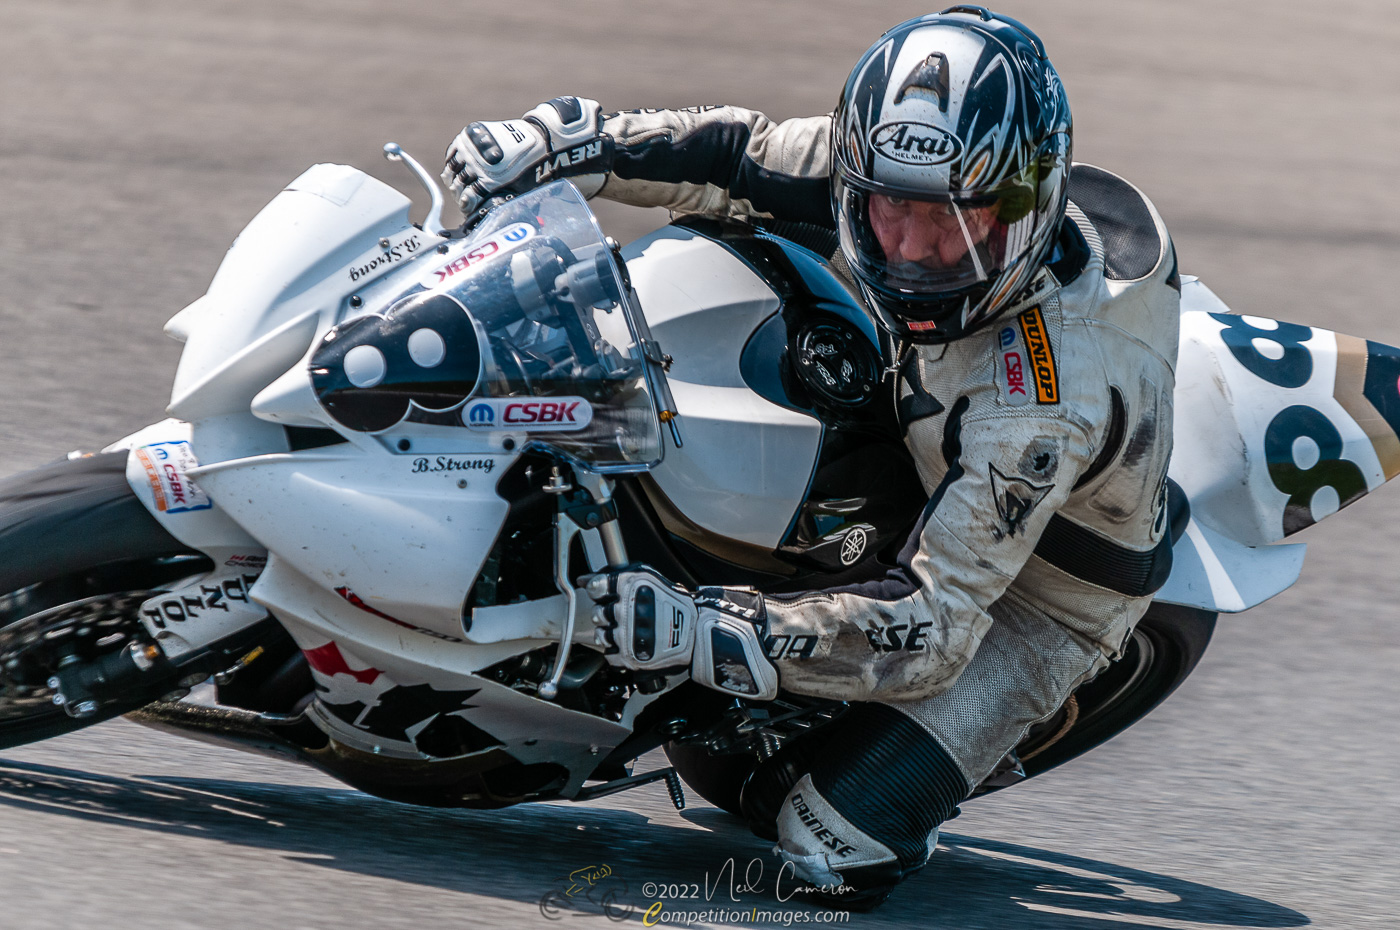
[0,454,210,749]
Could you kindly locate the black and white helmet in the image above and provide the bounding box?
[832,6,1072,343]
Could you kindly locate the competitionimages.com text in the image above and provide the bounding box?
[641,904,851,926]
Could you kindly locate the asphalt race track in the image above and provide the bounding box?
[2,2,1399,927]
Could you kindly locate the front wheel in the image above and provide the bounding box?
[0,453,212,749]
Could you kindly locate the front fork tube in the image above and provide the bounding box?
[538,471,627,701]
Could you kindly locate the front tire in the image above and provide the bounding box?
[0,453,210,749]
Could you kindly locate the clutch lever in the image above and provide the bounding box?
[382,142,448,236]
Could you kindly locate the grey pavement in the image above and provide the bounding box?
[1,1,1398,927]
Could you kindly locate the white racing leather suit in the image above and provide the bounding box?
[552,105,1180,898]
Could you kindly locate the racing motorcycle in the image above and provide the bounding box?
[1,144,1395,819]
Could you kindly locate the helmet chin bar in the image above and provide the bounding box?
[858,279,979,345]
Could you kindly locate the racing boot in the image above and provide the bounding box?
[744,702,969,911]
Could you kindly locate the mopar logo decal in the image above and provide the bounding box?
[467,402,495,426]
[462,397,594,431]
[869,121,961,166]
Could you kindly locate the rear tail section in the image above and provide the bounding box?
[1159,279,1400,611]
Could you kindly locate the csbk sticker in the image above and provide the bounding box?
[1017,305,1059,404]
[462,396,593,431]
[995,323,1032,407]
[134,441,212,514]
[421,223,534,288]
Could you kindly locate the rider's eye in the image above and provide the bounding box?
[887,197,906,206]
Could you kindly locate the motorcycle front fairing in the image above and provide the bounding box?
[121,179,672,794]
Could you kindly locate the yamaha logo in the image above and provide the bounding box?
[840,527,869,566]
[869,121,961,166]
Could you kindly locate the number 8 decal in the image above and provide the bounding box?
[1264,405,1367,535]
[1210,312,1313,388]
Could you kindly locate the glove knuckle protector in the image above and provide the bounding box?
[443,96,604,214]
[585,565,696,672]
[524,96,603,150]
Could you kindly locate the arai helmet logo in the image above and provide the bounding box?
[869,121,961,166]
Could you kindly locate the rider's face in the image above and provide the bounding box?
[868,194,997,271]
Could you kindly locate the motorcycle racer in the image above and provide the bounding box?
[444,5,1179,910]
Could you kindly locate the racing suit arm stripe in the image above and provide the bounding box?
[591,107,835,228]
[761,411,1094,703]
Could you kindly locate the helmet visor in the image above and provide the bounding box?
[837,174,1039,303]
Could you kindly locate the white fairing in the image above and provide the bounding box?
[254,557,627,784]
[122,172,674,783]
[622,226,821,548]
[166,164,441,425]
[105,420,271,659]
[191,448,510,638]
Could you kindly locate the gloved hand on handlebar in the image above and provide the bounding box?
[442,96,606,216]
[582,565,780,701]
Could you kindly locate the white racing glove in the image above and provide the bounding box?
[442,96,606,216]
[583,565,780,700]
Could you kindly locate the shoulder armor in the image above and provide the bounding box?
[1067,164,1175,286]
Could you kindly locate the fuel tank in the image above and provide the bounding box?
[621,220,924,580]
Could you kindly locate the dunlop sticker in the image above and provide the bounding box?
[1017,305,1059,404]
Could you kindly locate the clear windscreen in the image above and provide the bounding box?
[310,181,669,472]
